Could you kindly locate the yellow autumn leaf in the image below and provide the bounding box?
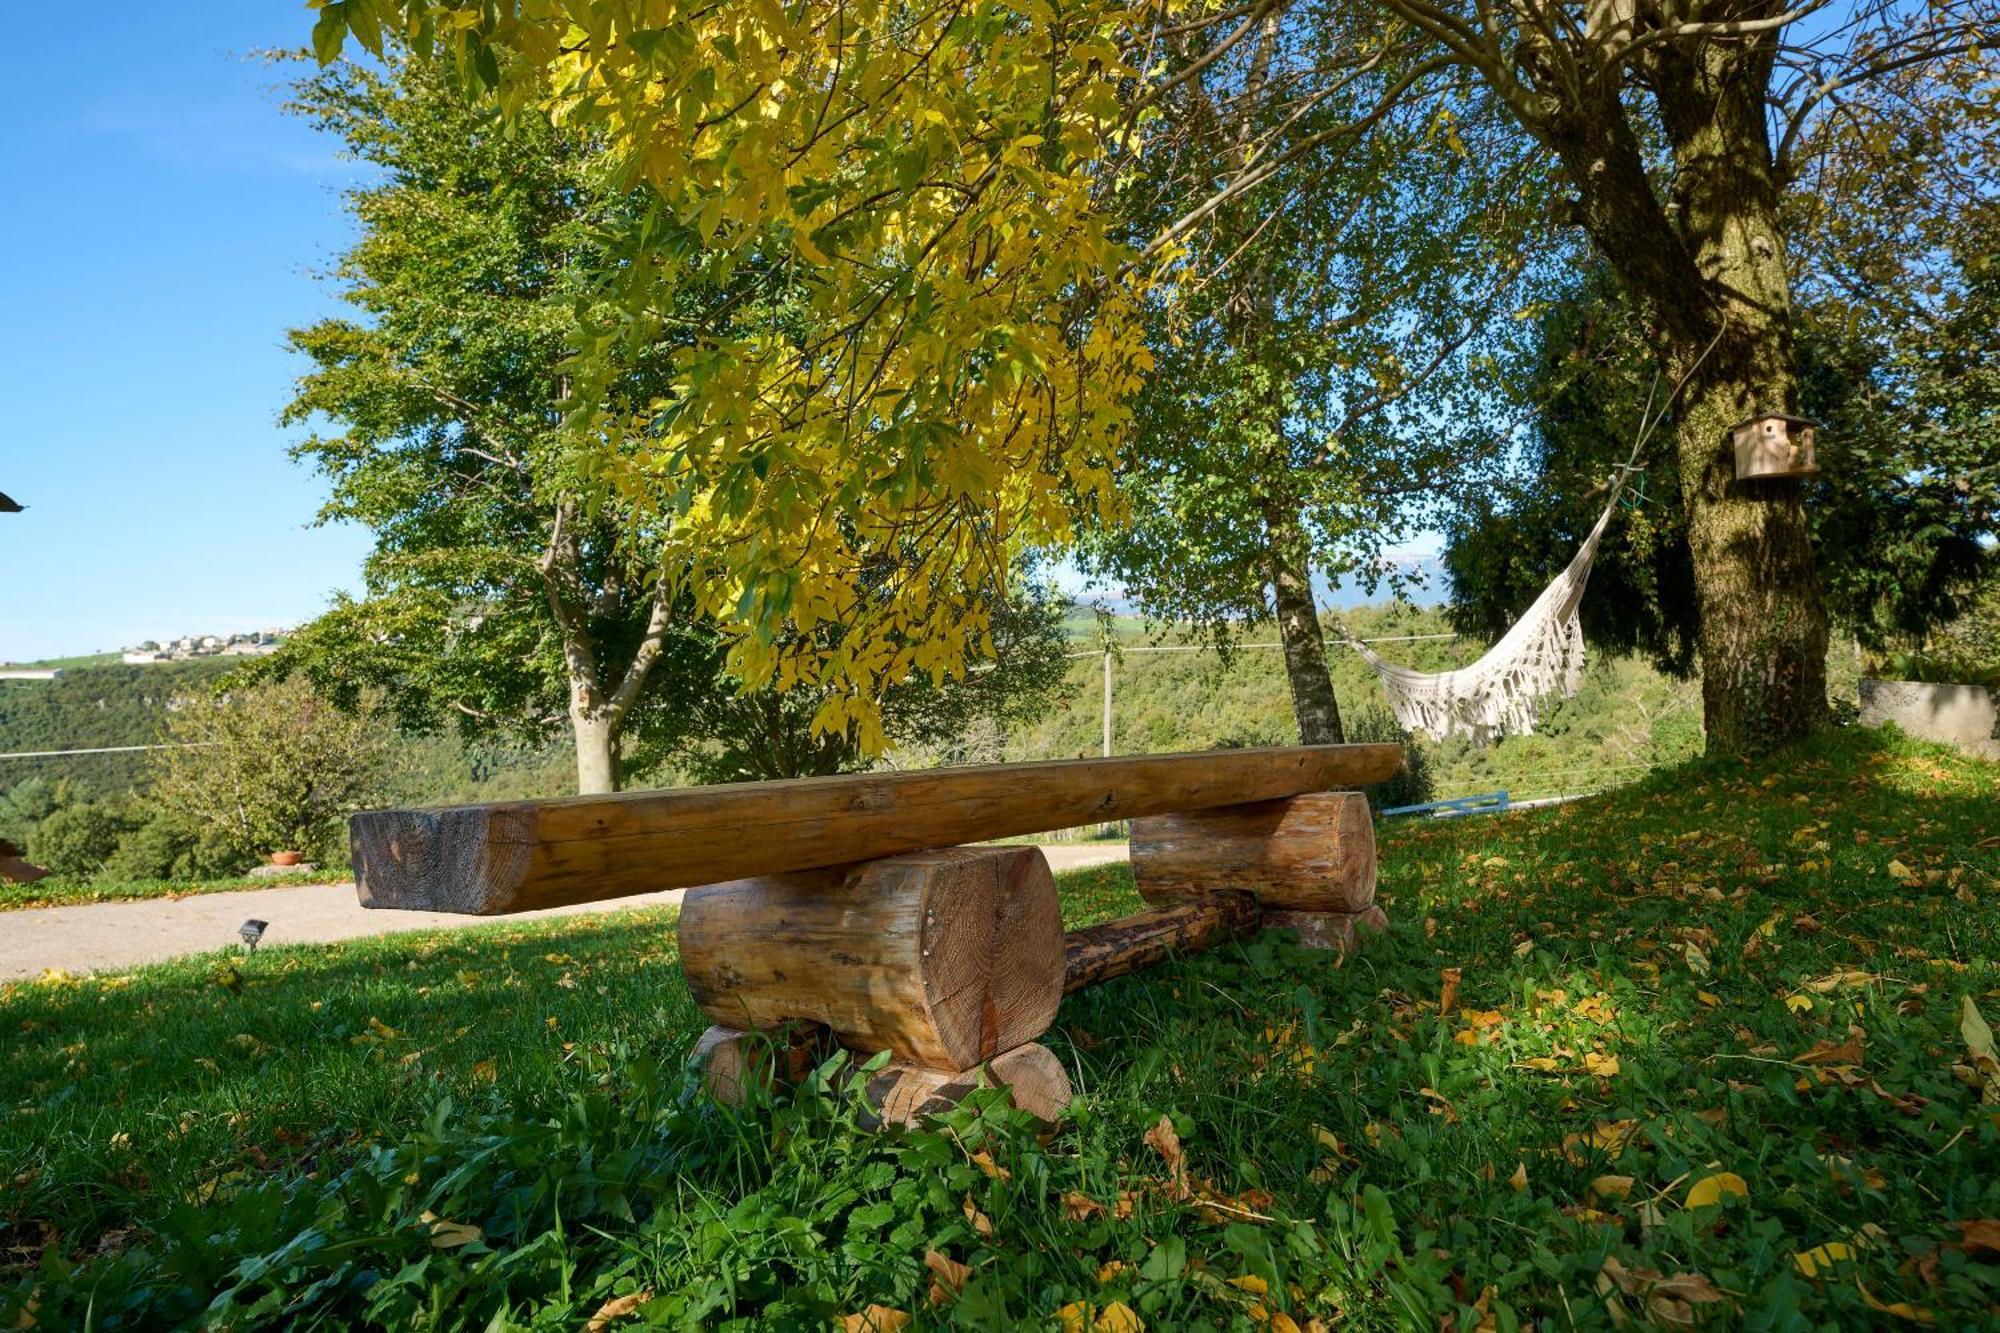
[1697,991,1721,1007]
[838,1306,911,1332]
[1229,1274,1269,1296]
[1792,1242,1855,1277]
[1095,1300,1144,1332]
[1590,1175,1635,1200]
[1096,1260,1126,1284]
[1887,859,1915,880]
[425,1216,483,1248]
[1684,1172,1748,1209]
[1058,1301,1093,1333]
[1507,1162,1529,1193]
[1784,994,1815,1012]
[1583,1052,1621,1077]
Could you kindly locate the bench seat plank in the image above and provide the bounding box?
[350,743,1403,915]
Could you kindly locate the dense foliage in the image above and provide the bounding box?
[4,728,1996,1326]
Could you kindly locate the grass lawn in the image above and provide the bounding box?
[0,870,350,913]
[3,728,1997,1328]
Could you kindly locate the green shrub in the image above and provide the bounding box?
[1346,707,1432,809]
[28,799,134,878]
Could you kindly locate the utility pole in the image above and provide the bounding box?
[1101,647,1113,758]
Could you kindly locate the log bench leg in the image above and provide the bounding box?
[680,846,1069,1124]
[1130,791,1386,954]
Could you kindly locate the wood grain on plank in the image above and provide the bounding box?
[351,744,1403,914]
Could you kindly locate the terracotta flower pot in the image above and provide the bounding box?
[270,850,304,867]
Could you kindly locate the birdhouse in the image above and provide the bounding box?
[1730,413,1819,480]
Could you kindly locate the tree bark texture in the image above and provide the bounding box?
[1263,501,1346,744]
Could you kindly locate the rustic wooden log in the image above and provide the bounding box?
[689,1022,834,1105]
[857,1042,1072,1127]
[1130,791,1377,913]
[678,847,1063,1070]
[350,744,1403,915]
[1263,904,1389,955]
[1061,892,1260,994]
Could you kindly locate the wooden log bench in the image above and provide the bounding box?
[348,743,1401,1126]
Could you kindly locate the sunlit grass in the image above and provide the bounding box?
[2,726,1996,1328]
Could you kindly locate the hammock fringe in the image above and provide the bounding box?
[1346,475,1628,745]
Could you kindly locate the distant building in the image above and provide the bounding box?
[120,628,287,665]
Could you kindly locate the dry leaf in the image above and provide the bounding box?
[1796,1026,1865,1067]
[1697,991,1721,1008]
[1097,1260,1127,1284]
[1063,1191,1106,1222]
[969,1150,1011,1181]
[1507,1162,1529,1193]
[925,1250,970,1305]
[838,1306,912,1332]
[1887,859,1916,880]
[962,1194,993,1238]
[1961,999,2000,1103]
[1955,1219,2000,1260]
[584,1290,652,1331]
[1684,1172,1748,1209]
[422,1212,482,1249]
[1859,1282,1936,1324]
[471,1059,497,1083]
[1144,1115,1189,1196]
[1584,1052,1621,1077]
[1058,1301,1093,1333]
[1439,967,1462,1015]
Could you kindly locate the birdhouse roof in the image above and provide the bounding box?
[1729,413,1819,431]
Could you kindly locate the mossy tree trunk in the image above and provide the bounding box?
[1519,18,1831,754]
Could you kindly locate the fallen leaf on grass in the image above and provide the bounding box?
[1063,1192,1106,1222]
[1439,967,1462,1015]
[1793,1243,1854,1277]
[1804,971,1881,993]
[1059,1300,1146,1332]
[1795,1027,1865,1067]
[1598,1256,1727,1327]
[1590,1175,1635,1201]
[1507,1162,1529,1193]
[1096,1260,1126,1284]
[962,1195,993,1238]
[1144,1116,1189,1197]
[1583,1053,1621,1077]
[1887,860,1917,881]
[584,1290,652,1330]
[969,1150,1011,1181]
[925,1250,970,1305]
[421,1213,482,1248]
[471,1059,497,1083]
[1956,1219,2000,1260]
[1960,999,2000,1103]
[1859,1282,1936,1324]
[838,1306,911,1332]
[1684,1173,1748,1209]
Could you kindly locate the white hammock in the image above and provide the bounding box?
[1346,475,1629,744]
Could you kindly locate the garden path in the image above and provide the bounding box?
[0,843,1129,980]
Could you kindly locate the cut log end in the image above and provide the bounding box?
[351,803,538,915]
[1263,904,1389,956]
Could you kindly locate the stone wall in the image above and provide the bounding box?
[1859,679,2000,760]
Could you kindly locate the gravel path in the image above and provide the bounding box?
[0,843,1130,980]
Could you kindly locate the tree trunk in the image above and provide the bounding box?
[1657,42,1829,754]
[571,707,619,795]
[1262,502,1345,744]
[1540,39,1830,756]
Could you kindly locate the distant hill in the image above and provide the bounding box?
[2,604,1725,811]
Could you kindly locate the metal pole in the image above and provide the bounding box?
[1101,648,1113,757]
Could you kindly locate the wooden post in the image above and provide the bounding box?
[1130,791,1385,953]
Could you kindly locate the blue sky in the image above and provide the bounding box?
[0,4,373,663]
